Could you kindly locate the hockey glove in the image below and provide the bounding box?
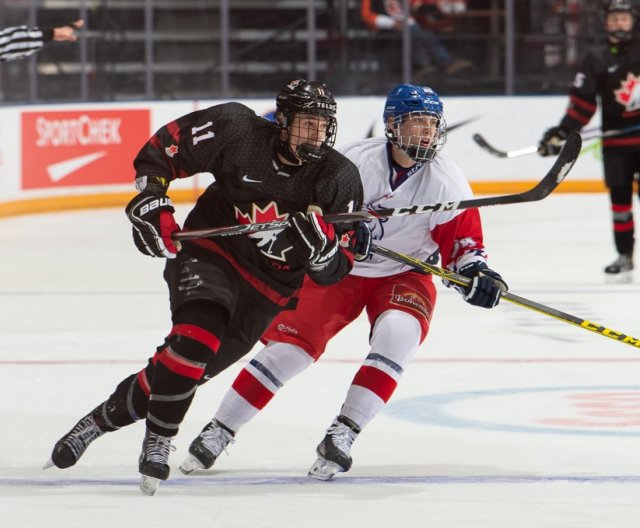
[538,126,569,157]
[456,262,508,309]
[125,190,180,258]
[289,211,338,271]
[353,221,372,262]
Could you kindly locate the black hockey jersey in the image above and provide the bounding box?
[133,102,364,303]
[560,38,640,150]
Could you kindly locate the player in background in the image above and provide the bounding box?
[539,0,640,282]
[0,19,83,62]
[45,78,364,495]
[179,84,508,481]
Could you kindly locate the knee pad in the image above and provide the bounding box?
[370,309,422,367]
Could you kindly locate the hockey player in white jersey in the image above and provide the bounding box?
[180,84,508,480]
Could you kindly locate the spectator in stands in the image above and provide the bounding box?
[361,0,471,78]
[0,19,84,62]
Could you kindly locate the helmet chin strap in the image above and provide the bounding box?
[296,143,324,162]
[609,29,633,42]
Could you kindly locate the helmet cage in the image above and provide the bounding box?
[386,111,447,164]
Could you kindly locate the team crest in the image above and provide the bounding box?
[234,203,292,262]
[614,73,640,112]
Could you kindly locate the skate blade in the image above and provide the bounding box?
[605,271,633,284]
[179,454,206,475]
[140,475,162,496]
[308,456,343,481]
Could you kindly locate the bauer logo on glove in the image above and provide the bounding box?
[125,190,181,258]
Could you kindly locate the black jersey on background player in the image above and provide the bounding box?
[46,78,364,496]
[539,0,640,281]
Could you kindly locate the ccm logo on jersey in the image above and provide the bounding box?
[140,197,172,215]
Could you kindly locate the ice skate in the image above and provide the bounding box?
[308,415,360,481]
[180,419,235,474]
[604,254,633,284]
[139,430,174,496]
[44,408,109,469]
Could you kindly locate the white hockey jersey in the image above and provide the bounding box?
[340,138,488,278]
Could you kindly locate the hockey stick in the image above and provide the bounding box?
[172,132,581,242]
[371,244,640,349]
[473,123,640,159]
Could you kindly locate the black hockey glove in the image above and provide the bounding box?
[456,262,508,309]
[538,126,569,157]
[289,211,338,271]
[125,190,180,258]
[353,221,372,262]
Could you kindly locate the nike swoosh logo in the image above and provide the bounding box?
[242,175,262,183]
[47,151,107,182]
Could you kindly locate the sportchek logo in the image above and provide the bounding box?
[21,109,150,189]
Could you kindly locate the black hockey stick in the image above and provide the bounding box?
[474,123,640,159]
[371,243,640,349]
[173,131,581,242]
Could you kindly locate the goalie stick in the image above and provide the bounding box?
[473,123,640,159]
[371,243,640,349]
[173,131,581,242]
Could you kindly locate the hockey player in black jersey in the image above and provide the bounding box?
[44,78,364,495]
[539,0,640,282]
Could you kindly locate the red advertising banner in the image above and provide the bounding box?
[21,109,150,190]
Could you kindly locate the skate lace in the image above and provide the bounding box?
[144,433,175,464]
[326,422,358,455]
[65,417,103,458]
[199,421,235,457]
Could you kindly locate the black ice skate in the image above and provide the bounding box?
[604,254,634,284]
[139,430,174,496]
[308,415,360,481]
[44,407,112,469]
[180,419,235,474]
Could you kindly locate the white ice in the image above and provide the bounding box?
[1,194,640,527]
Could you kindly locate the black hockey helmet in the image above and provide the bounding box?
[275,78,337,163]
[603,0,636,42]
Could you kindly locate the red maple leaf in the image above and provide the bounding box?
[234,202,289,225]
[615,73,640,107]
[165,144,179,157]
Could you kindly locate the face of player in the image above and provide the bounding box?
[287,113,329,159]
[606,12,634,40]
[389,112,441,166]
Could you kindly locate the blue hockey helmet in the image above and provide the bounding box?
[383,84,446,163]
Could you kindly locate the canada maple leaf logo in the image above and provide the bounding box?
[234,203,292,262]
[614,73,640,112]
[165,144,179,157]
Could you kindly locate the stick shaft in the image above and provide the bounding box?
[371,244,640,349]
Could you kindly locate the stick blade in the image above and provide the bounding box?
[472,133,508,158]
[549,130,582,185]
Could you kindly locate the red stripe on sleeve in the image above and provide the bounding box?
[166,120,181,143]
[569,95,597,113]
[567,107,591,125]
